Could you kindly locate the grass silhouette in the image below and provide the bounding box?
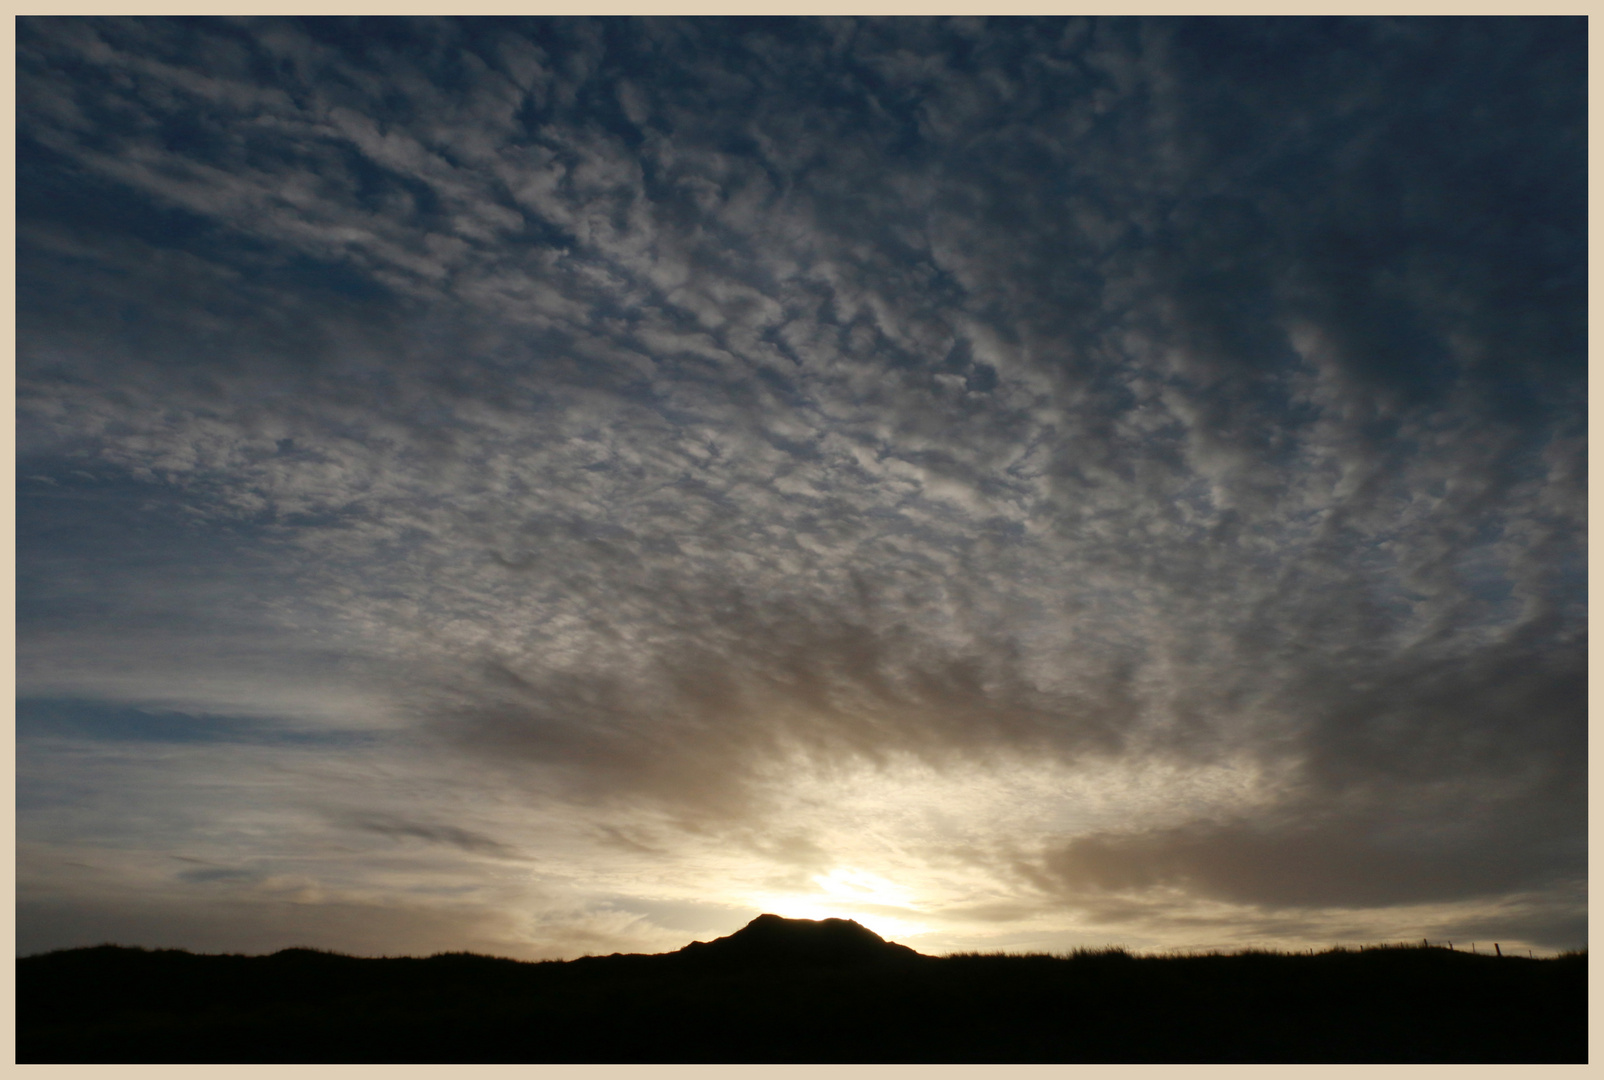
[17,917,1586,1063]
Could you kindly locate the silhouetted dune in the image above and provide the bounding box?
[673,913,924,967]
[16,917,1586,1064]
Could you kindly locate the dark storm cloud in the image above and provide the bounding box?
[17,16,1585,951]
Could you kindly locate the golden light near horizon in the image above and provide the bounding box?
[664,749,1305,955]
[748,872,933,946]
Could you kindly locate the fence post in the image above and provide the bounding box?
[1494,943,1501,957]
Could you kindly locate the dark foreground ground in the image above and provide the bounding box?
[18,919,1586,1063]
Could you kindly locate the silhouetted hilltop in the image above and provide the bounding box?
[675,914,924,967]
[16,930,1586,1064]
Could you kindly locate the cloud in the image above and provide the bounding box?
[342,814,524,859]
[1039,784,1582,911]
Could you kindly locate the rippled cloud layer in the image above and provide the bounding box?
[18,16,1585,958]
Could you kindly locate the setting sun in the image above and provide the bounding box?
[747,868,931,944]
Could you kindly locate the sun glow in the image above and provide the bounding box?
[750,867,933,943]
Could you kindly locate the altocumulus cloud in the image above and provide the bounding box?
[17,16,1585,959]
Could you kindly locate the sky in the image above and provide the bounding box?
[16,16,1587,961]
